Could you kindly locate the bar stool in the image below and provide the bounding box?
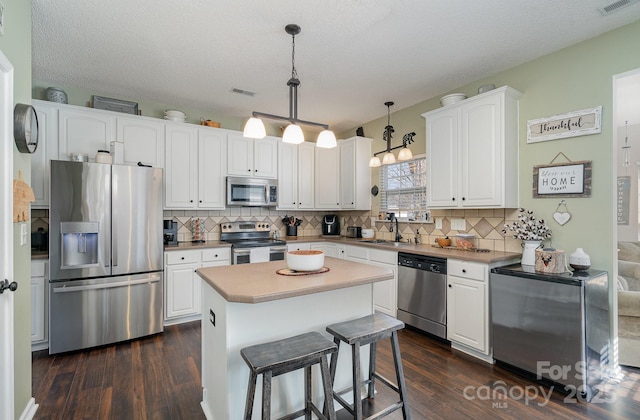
[325,312,410,419]
[241,331,338,420]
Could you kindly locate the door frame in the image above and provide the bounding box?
[0,49,16,420]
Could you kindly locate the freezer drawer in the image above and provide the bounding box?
[49,273,163,354]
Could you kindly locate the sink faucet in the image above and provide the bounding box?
[390,216,402,242]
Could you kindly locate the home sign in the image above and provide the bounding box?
[527,106,602,143]
[533,161,592,198]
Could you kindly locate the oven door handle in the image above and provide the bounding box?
[233,248,251,256]
[270,246,287,253]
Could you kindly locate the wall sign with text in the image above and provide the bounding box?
[527,106,602,143]
[533,161,592,198]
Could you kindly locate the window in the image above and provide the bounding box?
[379,156,427,221]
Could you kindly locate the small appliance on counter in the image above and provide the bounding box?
[322,215,340,236]
[164,220,178,246]
[346,226,362,238]
[31,227,49,251]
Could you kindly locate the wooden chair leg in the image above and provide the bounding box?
[368,341,377,398]
[352,341,362,420]
[305,365,312,420]
[244,371,258,420]
[262,370,272,420]
[320,356,337,420]
[391,331,410,420]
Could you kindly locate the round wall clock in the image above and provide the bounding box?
[14,104,39,154]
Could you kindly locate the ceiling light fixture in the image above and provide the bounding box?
[369,101,415,167]
[243,24,337,148]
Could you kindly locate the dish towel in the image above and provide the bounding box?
[249,247,270,263]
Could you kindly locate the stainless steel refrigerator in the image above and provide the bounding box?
[48,160,164,354]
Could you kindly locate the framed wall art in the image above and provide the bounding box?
[533,160,592,198]
[527,106,602,143]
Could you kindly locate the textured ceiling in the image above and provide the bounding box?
[32,0,640,134]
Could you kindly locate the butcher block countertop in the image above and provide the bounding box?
[197,257,393,304]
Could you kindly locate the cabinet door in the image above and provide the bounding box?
[164,125,197,208]
[58,108,115,160]
[314,147,340,209]
[254,137,278,178]
[117,117,165,168]
[426,108,458,208]
[339,138,356,209]
[447,275,486,352]
[460,94,502,207]
[297,142,315,209]
[32,103,59,207]
[198,129,227,209]
[310,243,337,258]
[369,261,397,317]
[227,133,254,176]
[277,142,298,210]
[165,263,201,319]
[287,243,310,252]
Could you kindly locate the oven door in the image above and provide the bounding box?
[233,246,286,264]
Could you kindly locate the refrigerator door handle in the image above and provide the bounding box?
[112,172,118,267]
[52,276,161,293]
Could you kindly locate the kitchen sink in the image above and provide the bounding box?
[361,240,407,247]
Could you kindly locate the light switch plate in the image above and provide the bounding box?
[20,223,27,246]
[451,218,466,231]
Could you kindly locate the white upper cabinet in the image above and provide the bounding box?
[278,142,315,210]
[227,133,277,178]
[165,125,227,210]
[32,101,59,208]
[314,146,340,209]
[339,136,372,211]
[58,107,115,160]
[422,86,522,208]
[116,117,165,167]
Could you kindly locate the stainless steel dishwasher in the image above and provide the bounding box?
[397,253,447,339]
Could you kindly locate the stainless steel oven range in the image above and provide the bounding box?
[220,221,286,264]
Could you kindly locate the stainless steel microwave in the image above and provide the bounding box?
[227,176,277,207]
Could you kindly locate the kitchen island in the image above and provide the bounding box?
[196,257,394,420]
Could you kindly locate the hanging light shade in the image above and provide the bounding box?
[316,129,337,148]
[398,147,413,161]
[282,124,304,144]
[369,156,381,167]
[243,117,266,139]
[369,101,416,167]
[243,24,336,148]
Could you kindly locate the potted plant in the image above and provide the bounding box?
[502,208,552,265]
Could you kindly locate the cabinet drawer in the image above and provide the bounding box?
[369,249,397,265]
[346,245,368,260]
[31,260,47,277]
[447,259,486,281]
[201,247,231,263]
[165,250,200,265]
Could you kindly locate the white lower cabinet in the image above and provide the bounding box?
[446,259,489,359]
[345,245,397,317]
[309,242,346,259]
[164,248,230,325]
[287,243,311,252]
[31,260,48,350]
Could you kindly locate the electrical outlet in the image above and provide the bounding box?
[435,218,443,230]
[451,218,466,231]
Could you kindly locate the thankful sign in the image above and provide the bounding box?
[533,161,592,198]
[527,106,602,143]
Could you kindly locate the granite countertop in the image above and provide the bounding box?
[197,257,393,304]
[164,240,231,251]
[285,236,521,264]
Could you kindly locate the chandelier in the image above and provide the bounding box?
[369,101,415,167]
[243,24,337,148]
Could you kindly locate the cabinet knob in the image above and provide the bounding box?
[247,169,251,172]
[199,200,202,203]
[448,284,452,288]
[214,254,218,258]
[190,200,194,203]
[181,257,185,260]
[462,269,466,273]
[462,197,466,201]
[452,197,456,201]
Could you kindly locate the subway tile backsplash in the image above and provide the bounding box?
[32,207,521,252]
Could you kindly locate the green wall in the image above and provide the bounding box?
[340,19,640,278]
[0,0,33,417]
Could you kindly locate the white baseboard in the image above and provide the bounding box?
[18,397,38,420]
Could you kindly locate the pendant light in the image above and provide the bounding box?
[242,24,337,148]
[369,101,415,167]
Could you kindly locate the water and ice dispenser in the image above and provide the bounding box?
[60,222,100,269]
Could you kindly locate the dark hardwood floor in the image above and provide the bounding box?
[33,321,640,419]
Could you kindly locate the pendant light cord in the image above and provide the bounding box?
[291,32,298,80]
